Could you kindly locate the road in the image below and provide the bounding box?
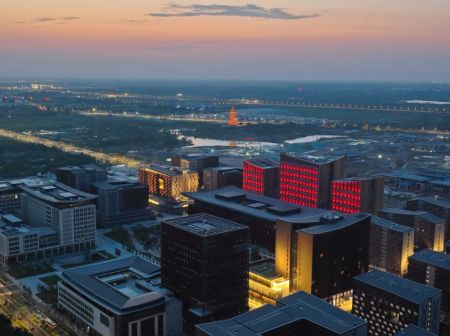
[0,128,144,167]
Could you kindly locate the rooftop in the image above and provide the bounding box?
[281,153,345,165]
[249,259,278,279]
[371,216,415,233]
[184,186,328,224]
[409,249,450,271]
[196,291,367,336]
[395,325,437,336]
[379,172,430,183]
[61,257,168,315]
[379,208,444,224]
[163,213,248,237]
[57,164,106,173]
[354,270,441,304]
[418,197,450,210]
[141,164,190,177]
[298,213,370,235]
[20,182,97,205]
[245,157,279,169]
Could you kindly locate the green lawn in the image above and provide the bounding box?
[39,275,61,287]
[8,263,55,279]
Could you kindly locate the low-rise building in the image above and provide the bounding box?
[196,291,368,336]
[58,256,182,336]
[248,259,289,310]
[203,167,242,191]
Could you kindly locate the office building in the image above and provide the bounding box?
[276,212,371,305]
[184,186,329,252]
[248,259,289,309]
[408,250,450,324]
[171,154,219,187]
[90,180,153,227]
[58,256,182,336]
[196,291,368,336]
[161,214,249,333]
[20,182,96,252]
[406,197,450,242]
[0,183,96,265]
[378,208,445,252]
[331,177,384,214]
[139,165,198,201]
[243,157,279,197]
[396,325,437,336]
[279,153,345,208]
[353,270,442,335]
[369,216,415,276]
[56,164,107,192]
[228,106,238,126]
[0,213,58,265]
[0,183,22,214]
[203,167,242,191]
[0,176,51,214]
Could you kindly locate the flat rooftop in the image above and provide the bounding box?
[298,213,370,235]
[163,213,248,237]
[379,208,444,224]
[141,164,188,177]
[249,259,278,279]
[281,153,345,165]
[409,249,450,271]
[184,186,329,224]
[61,257,167,315]
[57,164,105,173]
[379,172,430,182]
[354,270,441,304]
[371,216,414,233]
[395,325,437,336]
[20,182,97,205]
[197,291,366,336]
[417,197,450,210]
[245,157,279,169]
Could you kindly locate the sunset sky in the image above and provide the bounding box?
[1,0,450,81]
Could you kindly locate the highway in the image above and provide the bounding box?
[0,128,144,168]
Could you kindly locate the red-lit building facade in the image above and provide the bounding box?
[331,177,384,214]
[242,157,279,197]
[279,154,345,208]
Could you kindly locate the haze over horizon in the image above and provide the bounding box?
[2,0,450,81]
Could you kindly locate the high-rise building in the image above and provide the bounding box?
[369,216,415,276]
[196,291,368,336]
[161,214,249,334]
[56,164,107,192]
[203,167,242,191]
[248,259,289,309]
[243,157,279,197]
[395,325,438,336]
[279,153,345,208]
[58,257,183,336]
[228,106,238,126]
[378,208,445,252]
[406,197,450,242]
[352,270,442,335]
[407,249,450,324]
[276,213,370,305]
[90,180,153,227]
[13,183,97,261]
[332,177,384,214]
[184,186,329,252]
[139,165,198,201]
[171,154,219,187]
[0,183,22,214]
